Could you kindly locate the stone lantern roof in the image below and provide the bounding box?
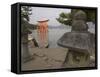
[57,32,95,53]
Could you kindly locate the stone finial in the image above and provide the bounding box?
[72,10,88,32]
[73,10,87,20]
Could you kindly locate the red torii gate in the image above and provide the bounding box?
[37,18,49,48]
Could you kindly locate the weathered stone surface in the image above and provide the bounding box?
[21,44,34,63]
[72,20,88,32]
[57,32,95,53]
[63,51,90,67]
[72,10,88,32]
[73,10,87,20]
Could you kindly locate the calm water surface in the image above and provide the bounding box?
[32,22,95,48]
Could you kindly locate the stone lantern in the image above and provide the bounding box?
[21,20,34,63]
[57,10,95,67]
[37,18,49,48]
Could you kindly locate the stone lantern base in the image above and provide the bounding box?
[63,49,90,67]
[21,44,34,63]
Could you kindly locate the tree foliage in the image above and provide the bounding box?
[21,6,36,36]
[21,6,32,21]
[21,6,32,36]
[56,12,72,25]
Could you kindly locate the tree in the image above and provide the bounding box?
[82,9,96,23]
[56,12,72,25]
